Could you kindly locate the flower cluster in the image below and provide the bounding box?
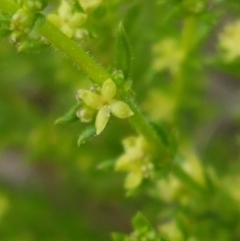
[76,79,134,135]
[115,136,153,189]
[219,20,240,62]
[152,38,185,75]
[156,148,205,203]
[142,89,176,121]
[10,0,46,48]
[48,0,88,40]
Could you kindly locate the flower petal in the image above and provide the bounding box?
[101,79,116,102]
[61,24,74,38]
[115,154,133,171]
[124,171,143,189]
[78,90,102,109]
[69,13,87,27]
[58,1,72,18]
[110,101,134,118]
[95,106,110,135]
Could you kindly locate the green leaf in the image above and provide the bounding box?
[97,159,115,171]
[132,213,152,231]
[77,125,96,147]
[73,0,85,13]
[55,102,82,125]
[115,22,132,80]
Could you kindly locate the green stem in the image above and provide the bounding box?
[127,98,171,164]
[181,16,197,54]
[173,164,206,194]
[40,20,110,85]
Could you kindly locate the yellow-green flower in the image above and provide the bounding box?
[159,219,184,241]
[48,0,87,39]
[77,79,134,135]
[115,136,153,189]
[152,38,185,75]
[219,20,240,62]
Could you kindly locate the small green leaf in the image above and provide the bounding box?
[132,213,152,231]
[73,0,85,13]
[77,125,96,147]
[151,122,169,147]
[115,22,132,80]
[17,40,48,52]
[97,159,115,171]
[55,102,82,125]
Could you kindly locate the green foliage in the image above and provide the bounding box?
[0,0,240,240]
[77,125,96,146]
[112,213,162,241]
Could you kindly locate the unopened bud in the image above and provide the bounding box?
[24,0,45,11]
[76,106,95,123]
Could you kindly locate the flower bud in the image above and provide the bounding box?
[69,13,87,27]
[74,29,89,41]
[11,8,33,33]
[76,106,95,123]
[10,31,22,44]
[24,0,46,12]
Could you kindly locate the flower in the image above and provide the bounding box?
[159,219,184,241]
[142,89,176,121]
[219,20,240,62]
[152,38,185,75]
[77,79,134,135]
[48,0,87,39]
[115,136,153,189]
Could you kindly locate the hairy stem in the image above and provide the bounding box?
[127,98,171,163]
[40,20,110,85]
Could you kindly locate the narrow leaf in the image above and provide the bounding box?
[115,22,131,80]
[77,125,96,147]
[73,0,85,12]
[55,102,82,125]
[97,159,115,171]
